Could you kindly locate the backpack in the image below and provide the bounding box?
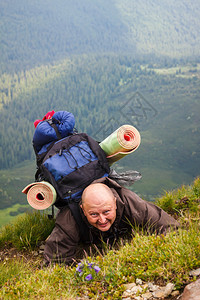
[34,132,110,208]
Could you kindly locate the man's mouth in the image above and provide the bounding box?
[97,221,109,227]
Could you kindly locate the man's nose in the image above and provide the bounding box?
[98,214,106,223]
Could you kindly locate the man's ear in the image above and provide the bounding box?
[80,203,86,215]
[114,197,117,209]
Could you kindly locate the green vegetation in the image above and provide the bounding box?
[0,178,200,299]
[1,3,199,296]
[156,177,200,216]
[0,211,55,250]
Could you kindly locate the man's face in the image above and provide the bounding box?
[81,185,117,232]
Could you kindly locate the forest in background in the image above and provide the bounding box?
[1,0,200,74]
[0,0,200,224]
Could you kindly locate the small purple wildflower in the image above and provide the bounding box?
[85,274,93,281]
[78,262,83,268]
[76,265,83,272]
[75,260,101,282]
[87,263,93,269]
[94,265,101,273]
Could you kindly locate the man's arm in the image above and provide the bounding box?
[120,187,179,234]
[44,207,80,265]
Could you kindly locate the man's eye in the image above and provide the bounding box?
[91,213,97,217]
[104,210,110,215]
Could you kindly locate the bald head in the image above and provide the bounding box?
[80,183,117,232]
[82,183,115,205]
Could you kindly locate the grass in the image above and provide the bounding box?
[0,261,76,299]
[0,177,200,299]
[155,177,200,215]
[0,211,55,250]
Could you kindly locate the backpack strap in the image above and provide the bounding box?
[46,118,62,140]
[48,205,55,219]
[68,201,91,243]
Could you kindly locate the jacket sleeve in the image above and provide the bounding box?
[121,187,179,234]
[44,207,80,265]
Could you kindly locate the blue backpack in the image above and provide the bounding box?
[32,111,110,239]
[34,132,110,208]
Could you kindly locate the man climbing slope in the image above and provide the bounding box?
[44,177,179,265]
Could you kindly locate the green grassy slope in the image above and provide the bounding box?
[0,178,200,299]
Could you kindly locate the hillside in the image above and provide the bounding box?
[0,56,199,215]
[0,177,200,299]
[0,0,200,73]
[116,0,200,57]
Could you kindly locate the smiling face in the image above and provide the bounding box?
[80,183,117,232]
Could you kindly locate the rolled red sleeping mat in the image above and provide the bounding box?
[22,181,56,210]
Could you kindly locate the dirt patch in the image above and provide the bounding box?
[0,243,44,266]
